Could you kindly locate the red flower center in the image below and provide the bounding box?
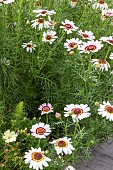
[72,108,83,115]
[98,0,105,4]
[98,59,106,64]
[68,42,77,48]
[85,45,96,51]
[57,140,67,147]
[46,35,52,40]
[42,106,50,112]
[65,24,73,30]
[38,18,44,23]
[107,39,113,44]
[82,34,89,38]
[41,10,47,15]
[71,0,77,2]
[105,106,113,114]
[36,127,46,135]
[32,152,44,162]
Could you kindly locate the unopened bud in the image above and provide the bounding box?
[55,112,61,119]
[69,51,74,56]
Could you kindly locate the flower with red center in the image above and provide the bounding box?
[38,103,53,115]
[64,38,82,51]
[77,30,95,40]
[77,40,103,54]
[24,147,51,170]
[69,0,77,7]
[21,41,36,53]
[98,101,113,121]
[42,30,58,44]
[31,18,49,30]
[30,122,51,138]
[100,36,113,45]
[91,59,110,71]
[60,19,78,34]
[92,0,108,10]
[50,137,75,155]
[101,9,113,20]
[64,104,91,122]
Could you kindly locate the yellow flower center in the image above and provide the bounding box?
[85,45,96,51]
[56,140,68,148]
[45,35,53,40]
[36,127,46,135]
[27,43,32,48]
[105,105,113,114]
[71,108,83,116]
[32,152,44,162]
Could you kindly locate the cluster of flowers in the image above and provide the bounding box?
[3,101,113,169]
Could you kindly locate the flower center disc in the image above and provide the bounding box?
[41,10,47,14]
[27,44,32,48]
[82,34,89,38]
[107,39,113,44]
[98,59,106,64]
[57,140,67,147]
[99,0,105,4]
[38,18,44,23]
[72,108,83,115]
[46,35,53,40]
[85,45,96,51]
[32,152,44,162]
[36,127,46,135]
[105,106,113,114]
[71,0,77,2]
[65,24,73,30]
[68,42,77,48]
[42,106,50,112]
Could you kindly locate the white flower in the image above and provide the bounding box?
[38,103,53,115]
[24,147,51,170]
[64,104,91,122]
[31,18,49,30]
[65,165,76,170]
[98,101,113,121]
[0,0,14,4]
[92,0,108,11]
[109,53,113,59]
[42,30,58,44]
[50,137,75,155]
[77,40,103,54]
[100,36,113,45]
[77,30,95,40]
[21,41,36,53]
[3,130,18,143]
[91,59,110,71]
[30,122,51,138]
[101,9,113,20]
[64,38,82,51]
[69,0,77,7]
[60,19,78,34]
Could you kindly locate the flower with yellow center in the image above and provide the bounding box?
[31,18,49,30]
[98,101,113,121]
[42,30,58,44]
[3,130,18,143]
[64,104,91,122]
[91,59,110,71]
[30,122,51,138]
[38,103,54,115]
[24,147,51,170]
[50,137,75,155]
[21,41,36,53]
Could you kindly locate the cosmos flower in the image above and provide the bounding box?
[21,41,36,53]
[98,101,113,121]
[77,30,95,40]
[3,130,18,143]
[0,0,14,4]
[91,59,110,71]
[24,147,51,170]
[38,103,54,115]
[42,30,58,44]
[31,18,49,30]
[30,122,51,138]
[69,0,77,7]
[64,104,91,122]
[92,0,108,11]
[77,40,103,54]
[64,38,82,51]
[100,36,113,45]
[50,137,75,155]
[60,19,78,34]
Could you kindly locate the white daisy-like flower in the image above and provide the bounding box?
[21,41,36,53]
[38,103,53,115]
[77,30,95,40]
[64,38,82,51]
[92,0,108,11]
[42,30,58,44]
[91,59,110,71]
[69,0,77,7]
[0,0,14,4]
[50,137,75,155]
[109,53,113,59]
[98,101,113,121]
[60,19,78,34]
[77,40,103,54]
[100,36,113,45]
[48,20,56,29]
[31,18,49,30]
[24,147,51,170]
[64,104,91,122]
[101,9,113,20]
[30,122,51,138]
[3,130,18,143]
[65,165,76,170]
